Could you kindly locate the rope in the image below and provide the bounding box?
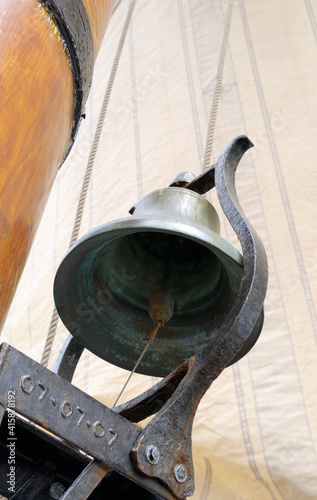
[41,0,137,367]
[202,0,234,171]
[113,321,161,407]
[113,0,123,15]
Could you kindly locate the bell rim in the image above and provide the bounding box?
[54,216,258,377]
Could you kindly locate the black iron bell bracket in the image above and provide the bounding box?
[111,135,268,499]
[0,136,266,498]
[49,135,268,499]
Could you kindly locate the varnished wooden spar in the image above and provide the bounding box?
[0,0,116,332]
[83,0,118,56]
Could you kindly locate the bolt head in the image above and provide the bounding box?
[174,464,187,483]
[50,482,66,499]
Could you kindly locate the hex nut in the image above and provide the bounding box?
[145,445,160,465]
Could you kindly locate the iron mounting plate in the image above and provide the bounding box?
[0,343,175,500]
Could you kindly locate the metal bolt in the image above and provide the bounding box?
[145,445,160,465]
[174,464,187,483]
[49,482,66,499]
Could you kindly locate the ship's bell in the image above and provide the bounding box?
[54,186,263,377]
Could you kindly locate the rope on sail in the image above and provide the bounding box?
[202,0,234,171]
[41,0,137,367]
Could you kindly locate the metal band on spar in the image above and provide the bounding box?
[38,0,94,160]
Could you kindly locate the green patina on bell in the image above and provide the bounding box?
[54,187,263,377]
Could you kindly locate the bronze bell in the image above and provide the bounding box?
[54,185,263,377]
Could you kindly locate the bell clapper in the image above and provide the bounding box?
[113,235,177,407]
[113,289,174,408]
